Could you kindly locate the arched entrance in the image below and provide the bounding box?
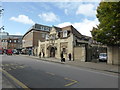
[50,47,55,57]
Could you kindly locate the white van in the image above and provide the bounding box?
[99,53,107,62]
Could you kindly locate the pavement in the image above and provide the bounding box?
[2,75,16,88]
[22,55,120,74]
[0,68,16,89]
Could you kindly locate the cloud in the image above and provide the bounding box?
[64,9,68,15]
[54,2,81,15]
[57,18,99,37]
[76,4,96,17]
[54,2,99,17]
[15,32,22,35]
[38,12,60,22]
[10,15,35,25]
[55,2,80,10]
[10,32,23,35]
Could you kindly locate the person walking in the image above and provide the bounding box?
[43,52,45,58]
[39,52,41,58]
[60,51,64,62]
[68,53,72,61]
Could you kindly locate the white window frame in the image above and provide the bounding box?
[63,30,67,37]
[46,34,49,40]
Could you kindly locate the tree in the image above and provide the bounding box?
[91,2,120,46]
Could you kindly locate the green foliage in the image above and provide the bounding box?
[91,2,120,46]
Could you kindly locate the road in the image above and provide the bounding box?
[1,55,119,88]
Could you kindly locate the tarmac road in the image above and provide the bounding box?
[1,55,119,88]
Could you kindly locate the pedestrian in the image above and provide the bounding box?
[29,50,31,56]
[68,53,71,61]
[39,52,41,58]
[60,51,64,62]
[43,52,45,58]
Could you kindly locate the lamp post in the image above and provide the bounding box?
[0,26,4,32]
[0,7,4,16]
[0,6,4,32]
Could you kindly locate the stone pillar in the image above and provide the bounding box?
[45,42,47,57]
[37,41,41,56]
[107,46,113,64]
[57,39,60,59]
[112,46,120,65]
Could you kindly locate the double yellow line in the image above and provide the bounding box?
[1,69,30,90]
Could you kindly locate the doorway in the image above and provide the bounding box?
[50,47,55,57]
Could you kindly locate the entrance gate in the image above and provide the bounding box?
[50,47,55,57]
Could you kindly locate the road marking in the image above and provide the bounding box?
[64,78,78,87]
[1,64,3,66]
[10,63,15,65]
[5,68,12,71]
[19,66,25,69]
[1,68,31,89]
[8,68,12,71]
[11,67,17,70]
[46,72,55,76]
[2,67,5,70]
[4,64,9,66]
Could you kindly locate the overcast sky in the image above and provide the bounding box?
[2,1,100,36]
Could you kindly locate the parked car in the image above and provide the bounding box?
[12,49,19,55]
[7,49,13,55]
[0,48,4,54]
[99,53,107,62]
[14,51,19,55]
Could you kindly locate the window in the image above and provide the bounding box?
[2,40,4,42]
[9,40,12,43]
[49,34,55,40]
[46,34,49,40]
[63,30,67,37]
[42,33,45,38]
[58,32,60,38]
[56,32,60,38]
[14,40,16,43]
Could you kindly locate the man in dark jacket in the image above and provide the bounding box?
[60,51,63,62]
[68,53,72,61]
[39,52,41,58]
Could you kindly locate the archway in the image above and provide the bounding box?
[50,47,55,57]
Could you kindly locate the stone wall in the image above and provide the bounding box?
[74,46,86,61]
[107,46,120,65]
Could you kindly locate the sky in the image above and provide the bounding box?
[2,1,101,37]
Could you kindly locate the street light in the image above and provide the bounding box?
[0,26,4,32]
[0,7,4,17]
[0,6,4,32]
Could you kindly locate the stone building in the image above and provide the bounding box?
[38,25,92,61]
[22,23,51,55]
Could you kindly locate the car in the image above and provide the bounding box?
[13,49,19,55]
[99,53,107,62]
[0,48,4,54]
[7,49,13,55]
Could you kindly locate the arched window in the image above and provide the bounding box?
[63,30,67,37]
